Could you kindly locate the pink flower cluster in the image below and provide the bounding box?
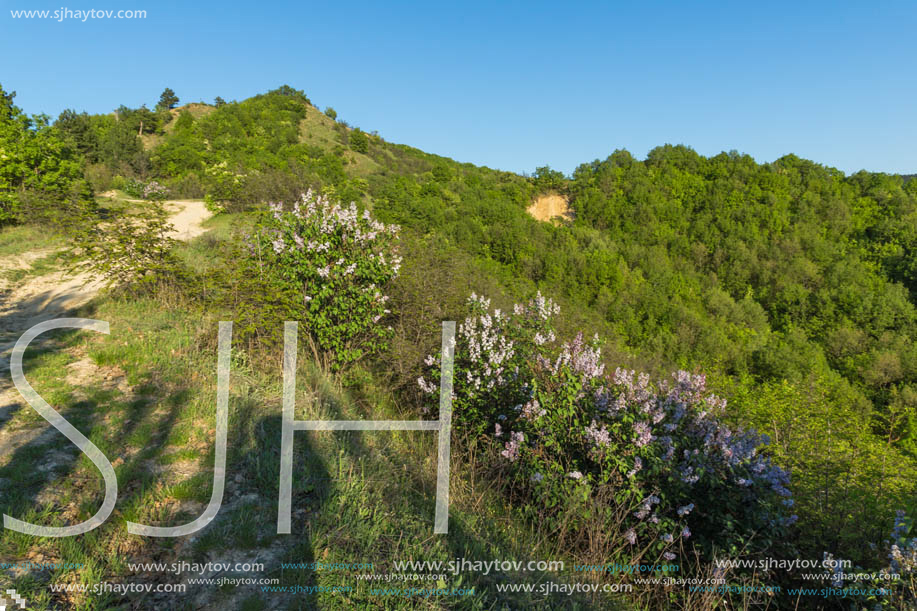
[501,431,524,462]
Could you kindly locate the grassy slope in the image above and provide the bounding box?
[0,220,629,610]
[140,103,218,150]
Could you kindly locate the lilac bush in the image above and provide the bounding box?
[141,180,170,200]
[247,189,401,370]
[887,512,917,606]
[868,511,916,608]
[822,511,917,608]
[419,292,796,563]
[889,512,917,577]
[123,178,170,201]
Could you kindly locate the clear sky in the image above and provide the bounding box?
[2,0,915,176]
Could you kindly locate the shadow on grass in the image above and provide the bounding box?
[0,321,193,606]
[1,321,615,610]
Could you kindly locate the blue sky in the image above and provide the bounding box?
[2,0,915,175]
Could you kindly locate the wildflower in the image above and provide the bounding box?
[585,420,611,448]
[501,431,524,462]
[624,529,636,545]
[417,376,436,394]
[626,456,643,478]
[663,552,676,561]
[633,421,654,447]
[567,471,583,479]
[677,504,694,516]
[531,472,543,483]
[681,527,691,539]
[494,423,502,437]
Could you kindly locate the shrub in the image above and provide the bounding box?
[817,511,917,609]
[418,293,796,565]
[142,180,169,200]
[240,190,401,371]
[349,129,369,154]
[84,163,115,193]
[203,161,244,205]
[71,201,183,288]
[886,512,917,607]
[122,177,143,197]
[203,194,225,214]
[122,177,169,200]
[168,172,205,199]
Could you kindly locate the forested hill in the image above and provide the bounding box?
[7,85,917,568]
[138,91,917,436]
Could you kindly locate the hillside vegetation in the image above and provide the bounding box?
[1,83,916,609]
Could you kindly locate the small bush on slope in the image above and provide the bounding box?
[70,200,184,288]
[234,190,400,371]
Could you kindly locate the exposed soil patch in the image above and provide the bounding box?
[526,193,573,224]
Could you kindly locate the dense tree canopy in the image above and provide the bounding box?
[0,84,92,226]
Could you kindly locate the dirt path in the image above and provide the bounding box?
[162,200,212,240]
[0,200,211,377]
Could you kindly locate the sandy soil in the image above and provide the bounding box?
[162,200,212,240]
[526,193,573,224]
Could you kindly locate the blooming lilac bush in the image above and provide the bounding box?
[818,511,917,608]
[141,180,170,200]
[418,292,796,563]
[887,512,917,606]
[246,189,401,370]
[123,177,170,201]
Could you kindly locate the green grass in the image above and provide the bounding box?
[299,105,381,177]
[0,221,632,609]
[0,225,64,259]
[0,268,632,610]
